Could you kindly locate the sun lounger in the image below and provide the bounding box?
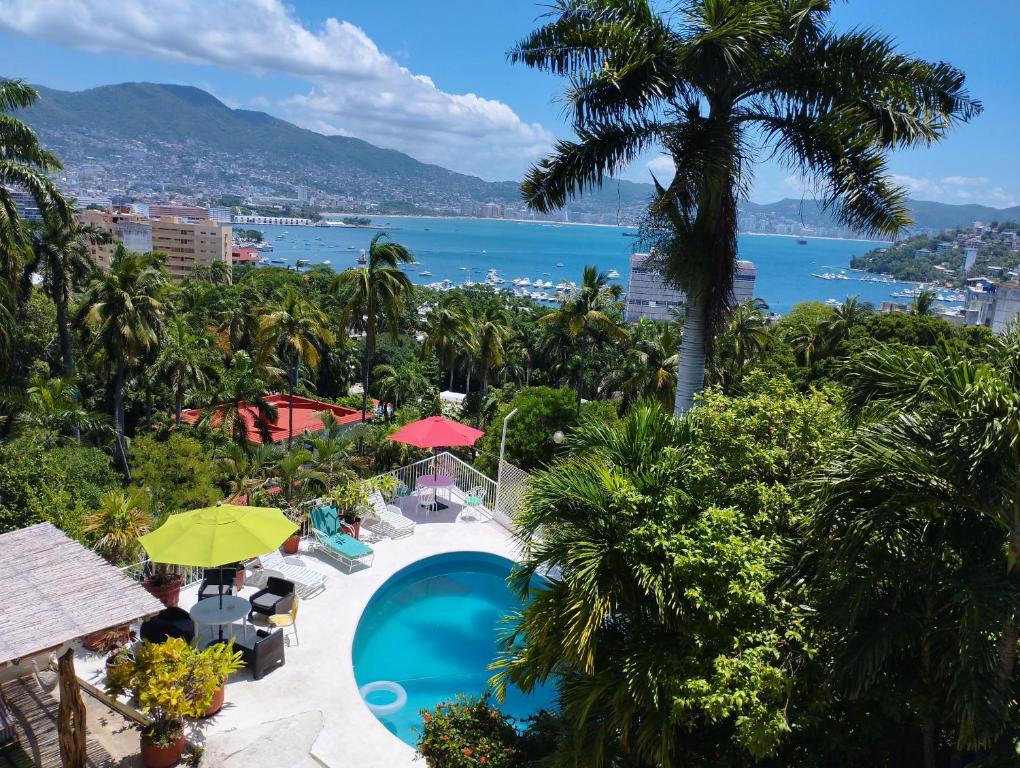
[255,550,327,599]
[364,490,415,539]
[311,528,374,573]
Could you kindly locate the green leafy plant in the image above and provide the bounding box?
[105,637,244,746]
[364,474,398,503]
[417,695,521,768]
[330,470,369,524]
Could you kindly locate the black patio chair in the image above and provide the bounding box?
[234,628,286,680]
[139,606,195,644]
[198,566,237,601]
[248,576,295,621]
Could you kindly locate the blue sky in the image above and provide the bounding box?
[1,0,1017,207]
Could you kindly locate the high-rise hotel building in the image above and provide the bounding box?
[625,252,756,322]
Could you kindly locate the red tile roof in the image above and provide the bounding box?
[232,247,261,264]
[179,393,368,444]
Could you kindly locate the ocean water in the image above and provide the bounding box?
[254,216,914,314]
[352,552,555,746]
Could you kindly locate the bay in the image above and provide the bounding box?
[251,216,918,315]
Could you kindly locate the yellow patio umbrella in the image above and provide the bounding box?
[138,503,297,606]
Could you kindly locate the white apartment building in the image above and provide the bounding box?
[625,252,757,322]
[233,215,312,226]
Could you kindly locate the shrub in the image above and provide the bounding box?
[417,695,521,768]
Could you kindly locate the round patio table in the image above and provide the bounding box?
[416,474,454,516]
[190,595,250,642]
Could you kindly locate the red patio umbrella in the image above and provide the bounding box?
[388,416,485,511]
[387,416,484,449]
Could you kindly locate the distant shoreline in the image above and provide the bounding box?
[325,213,889,243]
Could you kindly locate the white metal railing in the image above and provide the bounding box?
[119,559,204,588]
[372,451,498,513]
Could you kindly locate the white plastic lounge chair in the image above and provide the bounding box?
[311,527,374,573]
[364,490,416,539]
[255,550,327,599]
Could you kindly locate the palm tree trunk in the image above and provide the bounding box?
[449,365,454,392]
[288,361,296,449]
[113,361,130,481]
[576,345,586,417]
[362,327,372,421]
[175,389,183,425]
[921,718,937,768]
[466,366,472,393]
[674,291,709,415]
[55,299,81,441]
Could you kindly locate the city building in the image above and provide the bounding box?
[209,206,232,224]
[79,207,230,280]
[148,203,210,220]
[625,252,756,322]
[233,215,312,226]
[6,187,43,221]
[232,247,261,266]
[78,207,153,270]
[915,247,932,259]
[150,217,232,281]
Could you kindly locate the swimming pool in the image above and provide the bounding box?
[352,551,555,745]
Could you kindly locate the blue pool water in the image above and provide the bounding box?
[352,552,555,745]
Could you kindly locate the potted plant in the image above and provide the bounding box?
[282,508,305,554]
[331,473,368,540]
[142,562,184,608]
[192,640,245,718]
[106,638,244,767]
[366,474,398,503]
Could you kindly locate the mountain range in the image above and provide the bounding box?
[15,81,1020,231]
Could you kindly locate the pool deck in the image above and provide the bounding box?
[77,498,522,768]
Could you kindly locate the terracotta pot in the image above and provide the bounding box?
[202,685,225,718]
[350,520,361,540]
[143,575,183,608]
[282,535,300,555]
[140,732,184,768]
[234,568,245,591]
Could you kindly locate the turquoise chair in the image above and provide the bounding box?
[311,529,374,573]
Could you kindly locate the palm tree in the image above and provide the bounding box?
[913,288,937,316]
[618,320,679,408]
[201,350,283,449]
[825,295,871,345]
[76,247,166,477]
[214,442,275,502]
[472,304,513,422]
[23,216,107,386]
[0,375,111,444]
[152,317,217,424]
[788,318,828,367]
[540,265,627,414]
[422,292,472,390]
[373,361,432,416]
[269,449,327,503]
[218,288,262,356]
[804,332,1020,761]
[83,488,151,565]
[332,234,414,421]
[511,1,980,415]
[258,286,334,448]
[0,79,72,283]
[724,298,771,374]
[304,427,350,486]
[492,404,790,766]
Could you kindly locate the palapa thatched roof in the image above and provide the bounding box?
[0,522,164,665]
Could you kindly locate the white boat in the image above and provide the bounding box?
[514,277,532,287]
[555,262,565,267]
[420,270,433,277]
[607,269,621,279]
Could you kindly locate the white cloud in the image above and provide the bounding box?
[891,174,1018,208]
[645,155,675,182]
[0,0,554,179]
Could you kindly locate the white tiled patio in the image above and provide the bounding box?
[76,497,522,768]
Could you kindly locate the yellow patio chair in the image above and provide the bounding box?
[268,594,299,646]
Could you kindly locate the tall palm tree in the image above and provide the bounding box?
[540,265,627,414]
[152,317,218,424]
[511,0,980,415]
[332,234,414,421]
[422,292,472,390]
[472,304,513,422]
[23,216,107,385]
[218,287,262,356]
[724,298,771,374]
[0,375,111,444]
[200,350,282,449]
[804,332,1020,761]
[214,442,275,502]
[618,320,679,408]
[825,295,871,345]
[258,286,334,448]
[269,449,327,504]
[788,318,828,367]
[76,247,167,477]
[0,79,72,283]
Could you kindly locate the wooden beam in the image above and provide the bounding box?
[57,649,87,768]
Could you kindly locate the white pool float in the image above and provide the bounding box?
[359,680,408,716]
